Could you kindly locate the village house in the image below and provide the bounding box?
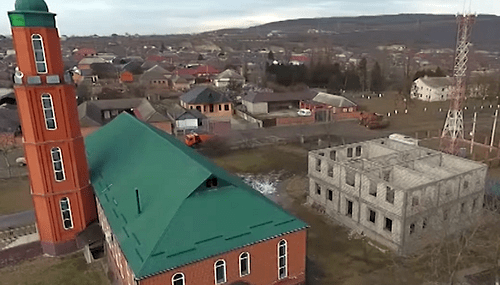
[140,65,171,88]
[307,136,487,254]
[410,76,454,102]
[179,86,233,119]
[77,98,172,136]
[214,69,245,88]
[300,92,358,122]
[242,90,316,115]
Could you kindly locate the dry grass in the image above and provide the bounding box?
[0,252,109,285]
[0,176,33,215]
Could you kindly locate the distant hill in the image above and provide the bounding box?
[219,14,500,51]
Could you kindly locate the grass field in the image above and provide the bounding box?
[0,252,109,285]
[0,176,33,215]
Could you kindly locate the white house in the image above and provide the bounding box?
[214,69,245,88]
[410,76,454,102]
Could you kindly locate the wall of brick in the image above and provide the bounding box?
[139,230,307,285]
[275,116,314,126]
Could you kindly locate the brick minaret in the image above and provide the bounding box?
[8,0,97,256]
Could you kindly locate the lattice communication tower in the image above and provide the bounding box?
[441,14,475,154]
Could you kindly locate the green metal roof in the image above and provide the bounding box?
[8,0,55,28]
[15,0,49,12]
[85,113,307,279]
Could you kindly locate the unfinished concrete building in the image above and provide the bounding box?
[307,137,487,254]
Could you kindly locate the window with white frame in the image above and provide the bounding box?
[278,239,287,279]
[172,273,185,285]
[51,147,66,181]
[239,252,250,277]
[31,34,47,73]
[60,197,73,230]
[41,94,57,130]
[214,259,226,284]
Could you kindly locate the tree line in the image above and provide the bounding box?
[265,57,385,93]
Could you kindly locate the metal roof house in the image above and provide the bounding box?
[180,86,233,119]
[86,113,308,284]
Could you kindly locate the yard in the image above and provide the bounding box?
[0,252,109,285]
[0,176,32,215]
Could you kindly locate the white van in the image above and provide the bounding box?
[388,134,419,146]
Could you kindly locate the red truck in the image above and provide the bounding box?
[359,112,390,129]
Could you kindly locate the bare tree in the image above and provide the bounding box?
[0,133,16,178]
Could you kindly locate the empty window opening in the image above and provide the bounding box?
[464,180,469,190]
[278,240,287,279]
[32,34,47,73]
[412,197,419,207]
[239,252,250,277]
[369,182,377,197]
[214,260,226,284]
[386,187,394,204]
[328,165,333,177]
[172,273,185,285]
[368,209,376,223]
[328,189,333,201]
[41,94,57,130]
[355,146,362,156]
[345,170,355,187]
[196,106,201,111]
[347,147,353,158]
[382,170,391,182]
[60,197,73,230]
[346,199,353,217]
[319,152,325,156]
[51,147,65,182]
[330,150,337,161]
[409,223,415,234]
[316,158,321,172]
[224,104,230,111]
[210,104,214,112]
[316,183,321,195]
[422,218,427,229]
[385,217,393,232]
[218,104,222,111]
[461,202,465,213]
[472,198,477,211]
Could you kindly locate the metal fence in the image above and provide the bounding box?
[0,223,37,249]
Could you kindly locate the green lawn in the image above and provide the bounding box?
[0,176,33,215]
[0,253,110,285]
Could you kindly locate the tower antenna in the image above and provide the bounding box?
[440,13,475,154]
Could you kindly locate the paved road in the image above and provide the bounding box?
[0,210,35,231]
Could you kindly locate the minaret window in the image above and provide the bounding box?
[41,94,57,130]
[31,34,47,73]
[60,197,73,230]
[51,147,66,181]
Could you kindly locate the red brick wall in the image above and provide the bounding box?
[139,230,307,285]
[276,116,315,126]
[332,111,361,121]
[151,122,173,135]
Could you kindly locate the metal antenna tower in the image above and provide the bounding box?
[441,14,475,154]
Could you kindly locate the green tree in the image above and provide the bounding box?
[358,57,367,91]
[370,61,384,92]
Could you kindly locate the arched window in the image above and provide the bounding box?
[51,147,65,182]
[172,273,185,285]
[31,34,47,73]
[41,94,57,130]
[278,239,287,279]
[239,252,250,277]
[60,197,73,230]
[214,259,226,284]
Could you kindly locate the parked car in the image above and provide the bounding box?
[297,109,312,116]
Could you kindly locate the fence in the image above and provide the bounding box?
[0,223,37,250]
[235,110,263,128]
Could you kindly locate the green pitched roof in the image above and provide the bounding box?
[85,113,307,279]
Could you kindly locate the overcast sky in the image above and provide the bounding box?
[1,0,498,36]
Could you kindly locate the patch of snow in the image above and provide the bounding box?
[238,173,281,195]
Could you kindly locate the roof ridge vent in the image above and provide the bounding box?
[136,188,142,214]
